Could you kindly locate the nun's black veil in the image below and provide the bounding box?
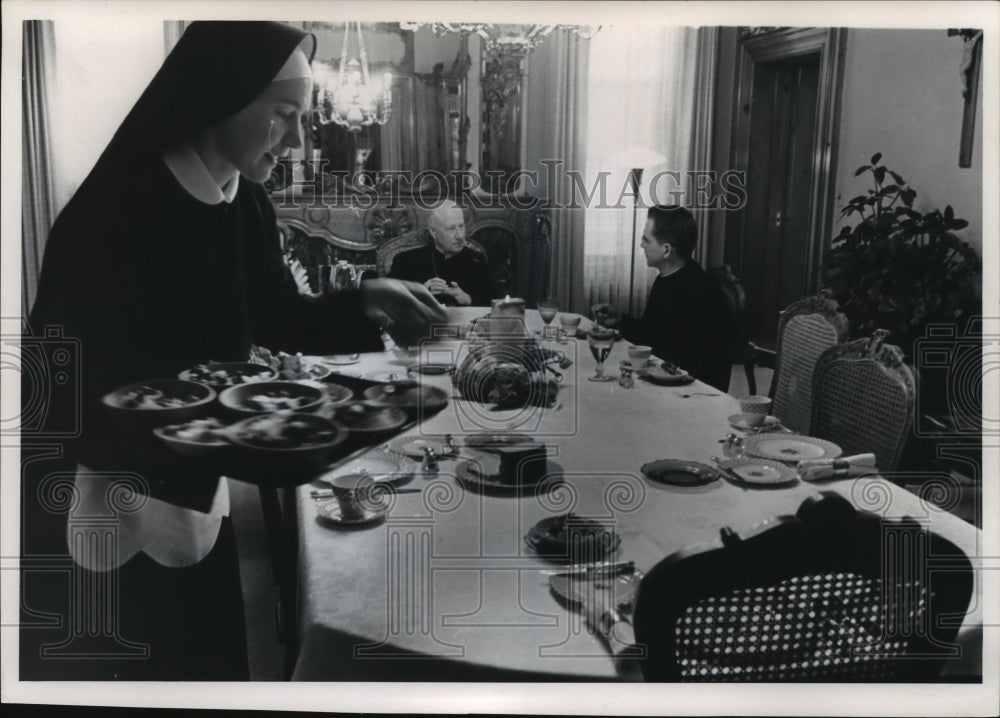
[20,23,323,681]
[88,21,314,190]
[31,21,316,330]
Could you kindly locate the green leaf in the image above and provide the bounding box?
[874,166,887,184]
[944,205,954,222]
[889,170,905,185]
[871,152,882,165]
[854,165,870,177]
[951,219,969,230]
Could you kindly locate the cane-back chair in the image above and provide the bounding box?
[811,329,916,472]
[745,289,850,434]
[633,492,973,682]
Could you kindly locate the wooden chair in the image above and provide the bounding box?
[745,290,850,434]
[375,228,490,278]
[633,492,974,681]
[707,264,747,363]
[811,329,916,472]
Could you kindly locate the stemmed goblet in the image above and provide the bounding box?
[587,327,617,382]
[537,298,559,339]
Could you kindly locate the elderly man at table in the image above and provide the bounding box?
[592,204,734,391]
[388,202,496,306]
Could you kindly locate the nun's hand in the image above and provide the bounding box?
[360,278,449,347]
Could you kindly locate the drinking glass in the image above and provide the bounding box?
[558,314,582,344]
[587,327,616,382]
[537,298,559,339]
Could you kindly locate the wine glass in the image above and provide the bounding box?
[537,298,559,339]
[587,327,616,382]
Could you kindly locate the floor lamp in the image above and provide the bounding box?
[614,145,665,315]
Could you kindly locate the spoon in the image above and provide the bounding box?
[674,391,720,398]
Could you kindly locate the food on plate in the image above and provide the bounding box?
[242,388,317,412]
[250,346,326,381]
[159,417,228,444]
[118,385,203,410]
[182,363,274,386]
[658,362,684,376]
[234,412,338,449]
[526,512,621,558]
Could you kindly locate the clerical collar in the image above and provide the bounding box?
[162,143,239,205]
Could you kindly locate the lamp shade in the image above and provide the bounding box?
[613,145,666,171]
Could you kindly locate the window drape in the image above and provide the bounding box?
[582,25,706,317]
[21,20,57,319]
[525,29,590,313]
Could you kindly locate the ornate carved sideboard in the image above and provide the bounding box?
[270,191,552,306]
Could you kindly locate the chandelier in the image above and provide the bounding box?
[399,22,599,53]
[313,22,393,133]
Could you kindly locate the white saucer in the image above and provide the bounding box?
[314,498,387,526]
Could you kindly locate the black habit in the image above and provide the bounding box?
[621,262,734,391]
[388,243,496,306]
[21,21,381,681]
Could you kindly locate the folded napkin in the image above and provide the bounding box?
[797,453,877,482]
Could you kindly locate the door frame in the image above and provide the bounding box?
[725,27,847,305]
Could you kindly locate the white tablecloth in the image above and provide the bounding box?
[291,308,983,681]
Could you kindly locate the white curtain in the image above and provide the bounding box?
[524,29,590,312]
[582,25,700,316]
[689,27,719,267]
[22,20,57,318]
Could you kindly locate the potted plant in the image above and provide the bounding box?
[822,153,982,357]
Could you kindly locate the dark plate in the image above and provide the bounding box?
[454,459,562,495]
[525,513,621,561]
[640,459,721,486]
[335,403,409,436]
[362,384,449,412]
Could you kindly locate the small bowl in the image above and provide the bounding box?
[102,379,216,428]
[218,381,325,417]
[153,417,230,457]
[334,403,409,436]
[178,362,277,388]
[226,412,347,468]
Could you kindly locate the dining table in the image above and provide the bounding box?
[286,307,984,682]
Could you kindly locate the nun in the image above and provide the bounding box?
[22,21,445,680]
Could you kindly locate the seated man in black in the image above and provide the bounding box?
[388,202,496,306]
[592,205,734,391]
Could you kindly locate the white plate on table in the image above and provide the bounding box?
[743,434,842,462]
[317,449,416,488]
[719,458,798,486]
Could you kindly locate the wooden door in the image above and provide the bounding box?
[744,57,820,344]
[724,28,846,348]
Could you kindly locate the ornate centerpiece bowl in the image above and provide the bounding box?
[452,310,568,409]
